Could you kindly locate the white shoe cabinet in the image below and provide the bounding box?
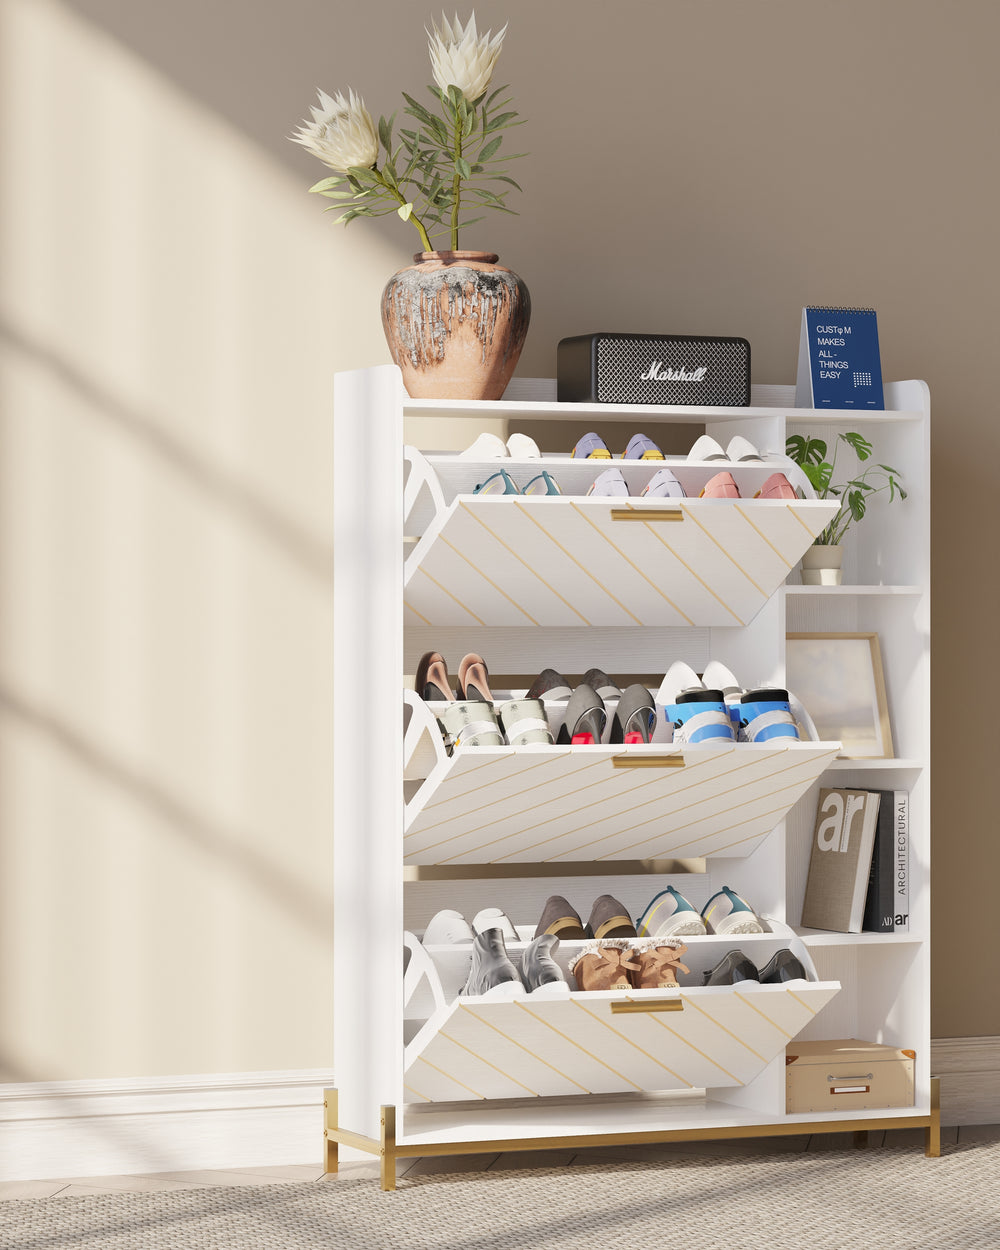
[327,366,936,1188]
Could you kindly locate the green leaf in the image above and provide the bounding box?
[397,202,413,221]
[308,175,343,193]
[841,431,873,460]
[489,111,518,128]
[377,114,392,152]
[455,157,473,179]
[491,174,523,191]
[316,189,356,199]
[485,85,508,108]
[478,135,503,162]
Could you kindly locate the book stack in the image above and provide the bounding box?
[801,788,909,934]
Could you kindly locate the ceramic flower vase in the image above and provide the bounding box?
[381,251,530,400]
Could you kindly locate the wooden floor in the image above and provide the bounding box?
[1,1123,995,1200]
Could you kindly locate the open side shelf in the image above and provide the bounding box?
[403,450,839,628]
[403,981,840,1103]
[403,693,840,865]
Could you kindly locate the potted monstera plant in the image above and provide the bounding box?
[785,432,907,584]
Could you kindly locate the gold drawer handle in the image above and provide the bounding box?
[611,998,684,1014]
[610,508,684,522]
[612,756,685,769]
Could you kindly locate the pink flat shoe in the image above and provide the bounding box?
[754,472,797,500]
[700,471,740,499]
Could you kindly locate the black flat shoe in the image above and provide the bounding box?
[526,668,573,700]
[703,949,760,986]
[557,683,606,745]
[758,948,808,983]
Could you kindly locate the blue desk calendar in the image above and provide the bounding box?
[794,306,884,409]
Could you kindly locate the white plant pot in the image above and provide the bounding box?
[801,544,843,585]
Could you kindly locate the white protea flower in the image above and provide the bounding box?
[291,88,379,172]
[427,12,506,102]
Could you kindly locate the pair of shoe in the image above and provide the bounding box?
[569,939,690,991]
[423,908,569,999]
[473,468,561,496]
[416,652,553,748]
[704,947,808,986]
[656,661,800,746]
[535,893,637,941]
[585,466,797,501]
[460,432,541,460]
[423,906,518,945]
[637,885,764,938]
[689,434,764,463]
[572,431,666,461]
[526,670,655,745]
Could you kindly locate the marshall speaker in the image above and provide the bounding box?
[558,333,751,406]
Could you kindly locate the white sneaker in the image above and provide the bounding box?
[506,432,540,459]
[422,909,475,944]
[702,886,764,935]
[458,433,508,459]
[472,907,519,941]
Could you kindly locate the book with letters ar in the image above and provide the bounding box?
[801,788,881,933]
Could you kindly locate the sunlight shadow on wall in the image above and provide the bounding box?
[0,0,399,1079]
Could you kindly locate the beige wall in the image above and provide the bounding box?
[0,0,995,1083]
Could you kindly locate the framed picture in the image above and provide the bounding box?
[785,632,893,758]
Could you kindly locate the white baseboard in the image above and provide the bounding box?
[932,1036,1000,1126]
[0,1068,335,1182]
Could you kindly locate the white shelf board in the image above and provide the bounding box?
[397,1090,928,1145]
[794,927,924,947]
[404,398,923,425]
[404,741,841,865]
[785,585,923,597]
[405,496,838,629]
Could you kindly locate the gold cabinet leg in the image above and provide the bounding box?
[380,1105,397,1191]
[853,1130,869,1149]
[925,1076,941,1157]
[323,1089,339,1174]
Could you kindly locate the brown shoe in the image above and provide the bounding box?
[633,941,690,989]
[570,943,640,991]
[535,895,586,940]
[585,894,637,940]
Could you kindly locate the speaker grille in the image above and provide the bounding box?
[595,335,749,406]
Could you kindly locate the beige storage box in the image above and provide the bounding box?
[786,1038,915,1113]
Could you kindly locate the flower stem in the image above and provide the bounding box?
[451,115,462,250]
[373,169,433,251]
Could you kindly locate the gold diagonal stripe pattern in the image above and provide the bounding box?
[439,533,540,626]
[437,1027,540,1096]
[680,995,769,1062]
[410,755,620,857]
[644,1005,744,1084]
[402,1082,432,1103]
[677,505,767,597]
[403,600,432,625]
[570,1000,693,1087]
[514,1001,642,1090]
[462,503,592,625]
[549,749,798,860]
[787,502,823,536]
[414,1054,486,1099]
[589,749,839,860]
[420,752,563,814]
[784,986,821,1015]
[457,1004,590,1093]
[569,502,695,626]
[734,504,794,568]
[732,991,796,1038]
[514,502,642,624]
[414,564,487,626]
[640,516,746,622]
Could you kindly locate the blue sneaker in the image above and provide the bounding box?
[572,432,612,460]
[702,886,764,935]
[637,886,707,938]
[587,467,629,497]
[623,432,664,460]
[522,471,562,496]
[701,661,743,735]
[739,688,800,743]
[657,662,734,745]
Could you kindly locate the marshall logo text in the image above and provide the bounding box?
[640,362,708,383]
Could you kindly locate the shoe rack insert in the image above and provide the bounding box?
[329,367,936,1188]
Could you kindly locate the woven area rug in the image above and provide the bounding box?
[5,1143,999,1250]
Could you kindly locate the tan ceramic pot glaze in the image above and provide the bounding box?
[801,543,843,585]
[381,251,530,400]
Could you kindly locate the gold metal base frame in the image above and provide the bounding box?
[324,1079,942,1192]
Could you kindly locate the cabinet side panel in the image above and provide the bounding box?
[333,367,405,1137]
